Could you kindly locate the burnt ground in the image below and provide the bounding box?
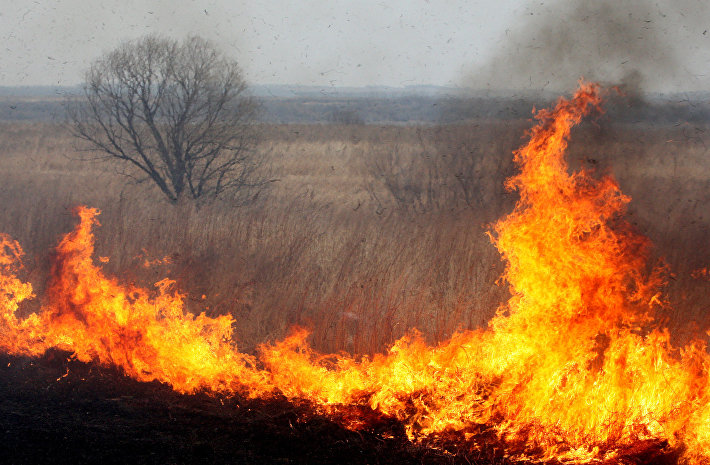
[0,350,508,465]
[0,350,682,465]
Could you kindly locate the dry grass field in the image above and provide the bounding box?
[0,116,709,354]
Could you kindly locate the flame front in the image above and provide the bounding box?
[2,82,710,463]
[0,206,269,395]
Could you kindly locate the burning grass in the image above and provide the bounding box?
[2,83,710,463]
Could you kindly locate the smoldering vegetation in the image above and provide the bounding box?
[0,98,709,354]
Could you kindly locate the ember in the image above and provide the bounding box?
[2,82,709,464]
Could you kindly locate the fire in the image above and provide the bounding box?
[0,206,269,395]
[2,82,710,463]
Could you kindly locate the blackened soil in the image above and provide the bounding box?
[0,350,682,465]
[0,350,505,465]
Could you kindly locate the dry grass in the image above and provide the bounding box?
[0,119,709,353]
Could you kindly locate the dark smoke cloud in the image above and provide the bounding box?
[470,0,709,94]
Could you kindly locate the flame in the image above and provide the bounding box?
[0,206,269,395]
[2,82,710,463]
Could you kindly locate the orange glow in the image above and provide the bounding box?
[2,82,710,463]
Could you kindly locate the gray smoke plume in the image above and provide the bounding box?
[470,0,709,94]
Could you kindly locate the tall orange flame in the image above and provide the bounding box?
[2,82,710,463]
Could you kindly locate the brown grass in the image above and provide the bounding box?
[0,120,708,354]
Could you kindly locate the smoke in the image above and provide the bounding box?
[470,0,710,94]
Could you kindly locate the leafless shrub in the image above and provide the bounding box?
[362,123,520,218]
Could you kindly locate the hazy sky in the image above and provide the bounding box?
[1,0,709,92]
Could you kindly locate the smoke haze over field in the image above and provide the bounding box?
[0,0,708,92]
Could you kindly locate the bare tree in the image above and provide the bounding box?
[67,35,267,204]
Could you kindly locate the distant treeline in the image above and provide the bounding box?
[1,92,709,124]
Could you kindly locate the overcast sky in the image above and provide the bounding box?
[1,0,709,92]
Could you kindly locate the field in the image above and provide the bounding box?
[2,108,710,463]
[0,116,709,355]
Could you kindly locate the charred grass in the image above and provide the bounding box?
[0,349,680,464]
[0,350,481,465]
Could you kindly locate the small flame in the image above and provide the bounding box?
[2,82,710,463]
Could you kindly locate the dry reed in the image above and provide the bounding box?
[0,120,708,353]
